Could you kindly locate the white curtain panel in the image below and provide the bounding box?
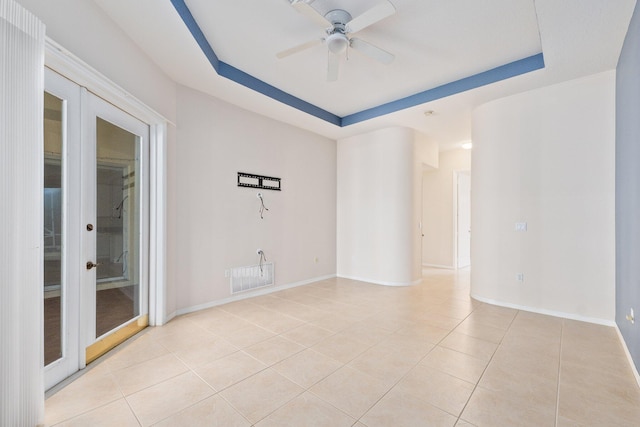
[0,0,45,425]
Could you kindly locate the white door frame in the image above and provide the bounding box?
[453,170,471,269]
[45,38,168,329]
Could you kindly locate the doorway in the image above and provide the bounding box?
[44,69,150,389]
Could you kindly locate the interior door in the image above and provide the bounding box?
[82,91,150,364]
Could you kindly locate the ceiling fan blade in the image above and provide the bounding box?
[291,0,332,28]
[276,39,323,59]
[327,51,339,82]
[350,38,394,64]
[346,1,396,33]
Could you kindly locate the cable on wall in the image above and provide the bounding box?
[257,192,269,219]
[113,195,128,219]
[115,250,128,276]
[257,249,267,276]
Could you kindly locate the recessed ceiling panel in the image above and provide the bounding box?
[183,0,542,116]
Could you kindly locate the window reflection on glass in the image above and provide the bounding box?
[43,92,63,366]
[95,118,140,338]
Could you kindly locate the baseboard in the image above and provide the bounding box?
[160,311,177,326]
[471,294,640,385]
[615,325,640,389]
[173,274,337,317]
[470,293,616,327]
[422,263,456,270]
[336,274,421,287]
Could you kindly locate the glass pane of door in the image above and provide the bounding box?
[43,92,63,366]
[44,68,82,390]
[95,117,141,338]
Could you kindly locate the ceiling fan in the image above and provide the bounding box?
[277,0,396,81]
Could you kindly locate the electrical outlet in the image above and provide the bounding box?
[516,273,524,282]
[224,269,230,278]
[515,222,527,232]
[627,308,635,324]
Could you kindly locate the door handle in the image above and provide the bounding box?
[86,261,102,270]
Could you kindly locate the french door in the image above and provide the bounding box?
[44,69,150,389]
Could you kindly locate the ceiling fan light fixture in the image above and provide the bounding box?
[326,32,349,54]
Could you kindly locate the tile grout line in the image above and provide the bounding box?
[349,299,494,425]
[418,307,479,425]
[48,272,640,425]
[197,304,360,426]
[49,272,546,426]
[164,296,363,425]
[453,307,519,425]
[299,294,476,425]
[122,395,143,427]
[356,302,476,423]
[47,395,125,427]
[197,283,472,424]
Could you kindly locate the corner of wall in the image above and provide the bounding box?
[615,0,640,376]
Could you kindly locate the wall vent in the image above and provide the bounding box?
[230,263,274,294]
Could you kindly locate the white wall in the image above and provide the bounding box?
[174,86,336,312]
[471,71,616,322]
[422,149,472,268]
[17,0,177,122]
[337,127,437,286]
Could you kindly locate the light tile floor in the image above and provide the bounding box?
[45,268,640,426]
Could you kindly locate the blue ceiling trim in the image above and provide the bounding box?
[170,0,220,72]
[218,62,342,126]
[170,0,341,126]
[341,53,545,126]
[171,0,545,129]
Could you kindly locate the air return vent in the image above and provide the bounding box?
[230,263,274,294]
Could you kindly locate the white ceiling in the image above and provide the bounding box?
[95,0,636,150]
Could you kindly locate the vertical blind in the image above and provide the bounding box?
[0,0,45,425]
